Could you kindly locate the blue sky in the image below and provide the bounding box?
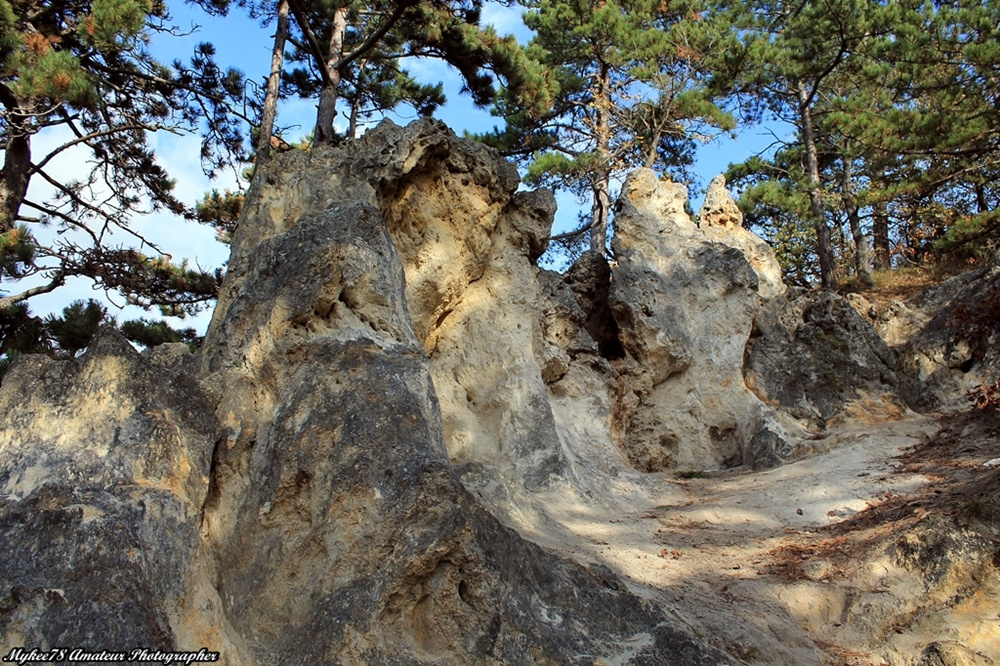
[21,0,782,334]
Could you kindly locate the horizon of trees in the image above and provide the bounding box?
[2,0,998,372]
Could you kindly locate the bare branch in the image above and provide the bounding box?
[31,124,159,175]
[20,199,101,244]
[0,271,66,310]
[32,165,132,233]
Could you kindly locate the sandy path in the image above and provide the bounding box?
[532,411,944,664]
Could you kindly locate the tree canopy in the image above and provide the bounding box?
[481,0,733,259]
[0,0,257,371]
[710,0,1000,286]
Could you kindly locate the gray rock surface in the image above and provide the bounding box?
[1,120,735,664]
[605,169,798,471]
[893,254,1000,411]
[744,290,900,426]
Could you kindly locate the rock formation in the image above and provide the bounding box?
[2,118,992,664]
[1,120,735,664]
[604,169,796,472]
[851,251,1000,411]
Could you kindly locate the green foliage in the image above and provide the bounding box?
[45,300,107,356]
[0,226,36,279]
[7,46,95,106]
[0,303,48,360]
[712,0,1000,285]
[120,318,200,349]
[0,299,203,380]
[484,0,732,261]
[77,0,150,50]
[196,189,245,244]
[0,0,249,362]
[217,0,547,143]
[933,214,1000,266]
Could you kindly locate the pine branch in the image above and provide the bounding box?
[20,199,100,244]
[336,0,416,71]
[285,0,337,90]
[0,271,66,310]
[30,124,161,175]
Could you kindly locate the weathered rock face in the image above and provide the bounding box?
[744,290,901,426]
[876,254,1000,411]
[604,170,779,471]
[1,120,734,664]
[9,118,987,664]
[698,175,785,301]
[0,333,238,656]
[200,196,718,663]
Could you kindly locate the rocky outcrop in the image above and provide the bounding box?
[744,290,901,427]
[698,175,785,300]
[0,334,227,655]
[603,169,795,471]
[1,120,734,664]
[864,253,1000,411]
[199,196,720,663]
[8,118,988,664]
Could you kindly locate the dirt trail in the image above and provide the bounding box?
[532,409,1000,665]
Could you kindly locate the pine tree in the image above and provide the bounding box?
[704,0,899,288]
[716,0,1000,284]
[482,0,733,257]
[0,0,255,368]
[249,0,549,145]
[0,0,251,314]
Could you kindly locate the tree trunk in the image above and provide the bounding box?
[348,59,367,140]
[797,81,837,289]
[976,182,988,214]
[591,62,612,256]
[591,174,610,255]
[315,6,348,145]
[839,156,873,286]
[256,0,290,170]
[0,135,29,234]
[0,88,31,233]
[872,179,892,271]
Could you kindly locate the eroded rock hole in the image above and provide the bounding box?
[458,579,472,606]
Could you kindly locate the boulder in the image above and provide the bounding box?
[892,253,1000,411]
[744,290,900,426]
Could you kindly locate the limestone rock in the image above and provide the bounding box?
[0,330,240,658]
[1,120,734,665]
[699,174,743,229]
[918,642,996,666]
[698,174,786,299]
[891,254,1000,411]
[744,290,899,426]
[606,169,797,471]
[202,198,717,663]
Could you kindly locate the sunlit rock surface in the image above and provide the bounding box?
[3,119,994,664]
[1,120,734,664]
